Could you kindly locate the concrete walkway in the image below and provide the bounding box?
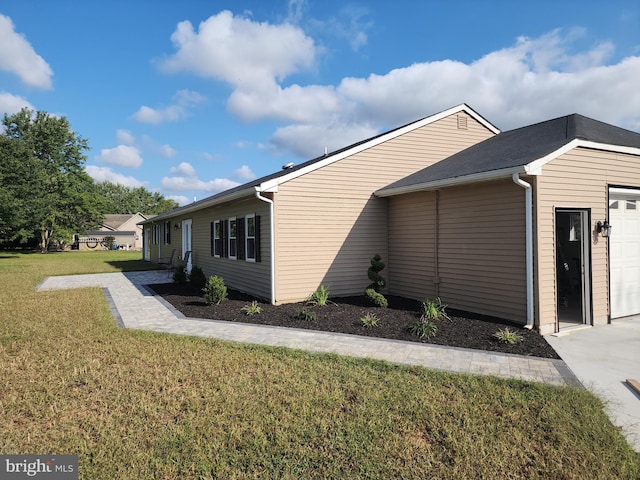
[36,271,573,386]
[547,321,640,452]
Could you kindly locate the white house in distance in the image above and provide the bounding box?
[77,213,151,251]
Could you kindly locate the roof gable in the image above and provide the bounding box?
[377,114,640,196]
[144,104,498,223]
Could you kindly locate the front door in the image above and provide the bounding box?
[555,209,592,329]
[182,219,193,273]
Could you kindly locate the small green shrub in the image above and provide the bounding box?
[493,327,524,345]
[173,265,187,284]
[103,236,116,250]
[360,312,379,328]
[241,300,263,316]
[410,317,439,339]
[365,288,388,308]
[294,308,317,321]
[189,266,207,291]
[307,285,335,306]
[203,275,228,305]
[421,297,450,320]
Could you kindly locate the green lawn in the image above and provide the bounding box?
[1,251,638,479]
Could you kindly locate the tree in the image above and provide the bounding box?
[94,182,179,215]
[1,109,104,252]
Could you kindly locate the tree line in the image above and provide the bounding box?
[0,109,179,252]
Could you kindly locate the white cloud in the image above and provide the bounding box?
[233,165,256,181]
[132,89,206,124]
[161,175,239,193]
[168,194,191,206]
[85,166,146,187]
[0,92,35,114]
[163,161,240,193]
[0,15,53,89]
[97,145,143,168]
[169,161,197,177]
[160,11,315,91]
[116,129,136,146]
[158,144,177,158]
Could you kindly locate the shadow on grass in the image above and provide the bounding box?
[107,260,160,272]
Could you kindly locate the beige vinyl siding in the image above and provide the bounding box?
[389,180,527,322]
[535,147,640,331]
[388,192,437,300]
[177,198,272,300]
[273,113,494,303]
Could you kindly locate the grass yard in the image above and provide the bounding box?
[0,251,639,479]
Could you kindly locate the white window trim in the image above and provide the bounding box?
[213,220,221,258]
[245,214,256,262]
[153,224,160,245]
[228,217,237,260]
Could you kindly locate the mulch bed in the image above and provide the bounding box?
[148,283,560,359]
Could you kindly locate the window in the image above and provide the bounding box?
[152,224,160,244]
[212,220,221,257]
[609,200,619,209]
[228,218,237,259]
[627,199,637,211]
[246,215,256,261]
[164,221,171,244]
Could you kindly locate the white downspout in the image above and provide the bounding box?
[255,190,276,305]
[512,173,535,329]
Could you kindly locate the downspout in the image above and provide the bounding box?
[434,190,440,297]
[512,173,535,329]
[255,190,276,305]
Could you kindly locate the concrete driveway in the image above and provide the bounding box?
[545,318,640,452]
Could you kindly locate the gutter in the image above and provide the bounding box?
[512,173,535,329]
[254,189,276,305]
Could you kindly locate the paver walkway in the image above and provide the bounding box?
[36,270,575,386]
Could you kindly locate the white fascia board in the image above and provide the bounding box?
[259,104,500,192]
[527,139,640,173]
[375,166,531,197]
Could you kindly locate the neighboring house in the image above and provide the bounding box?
[78,213,151,251]
[140,104,640,334]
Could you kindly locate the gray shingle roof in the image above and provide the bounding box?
[378,114,640,195]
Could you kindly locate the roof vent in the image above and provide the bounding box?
[282,162,294,170]
[457,115,468,130]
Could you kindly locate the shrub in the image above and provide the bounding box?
[365,288,388,308]
[203,275,228,305]
[493,327,524,345]
[307,285,335,306]
[173,265,187,284]
[189,266,207,291]
[241,300,263,316]
[103,236,116,250]
[294,308,317,321]
[360,312,379,328]
[410,317,439,339]
[365,254,388,307]
[421,297,450,321]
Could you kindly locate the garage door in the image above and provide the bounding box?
[610,189,640,318]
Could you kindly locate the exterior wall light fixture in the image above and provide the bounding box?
[596,220,611,237]
[174,223,181,231]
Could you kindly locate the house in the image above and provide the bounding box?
[77,213,150,251]
[140,104,640,334]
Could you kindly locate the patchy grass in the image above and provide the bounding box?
[0,251,638,479]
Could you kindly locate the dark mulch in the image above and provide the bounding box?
[148,283,560,359]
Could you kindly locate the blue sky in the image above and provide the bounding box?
[1,1,639,206]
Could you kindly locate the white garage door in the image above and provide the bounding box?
[610,189,640,318]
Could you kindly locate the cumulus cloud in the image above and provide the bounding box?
[116,129,136,146]
[233,165,256,181]
[132,89,206,124]
[0,15,53,89]
[0,92,35,114]
[159,10,315,92]
[85,166,147,187]
[97,145,143,168]
[162,161,240,193]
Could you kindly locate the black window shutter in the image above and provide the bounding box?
[237,217,245,260]
[255,215,261,263]
[167,222,171,245]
